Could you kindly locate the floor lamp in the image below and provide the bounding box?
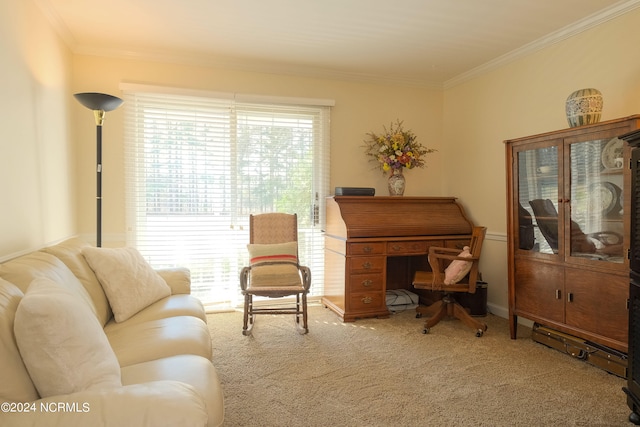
[74,92,123,247]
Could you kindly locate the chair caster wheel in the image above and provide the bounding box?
[475,329,483,337]
[422,328,430,334]
[416,313,422,319]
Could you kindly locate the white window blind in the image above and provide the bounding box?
[122,89,331,308]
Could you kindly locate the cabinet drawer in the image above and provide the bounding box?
[387,241,428,255]
[348,242,384,255]
[349,273,384,292]
[349,256,385,273]
[349,292,385,311]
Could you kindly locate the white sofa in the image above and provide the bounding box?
[0,238,224,427]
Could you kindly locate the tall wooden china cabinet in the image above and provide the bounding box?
[505,115,640,353]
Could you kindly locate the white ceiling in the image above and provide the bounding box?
[37,0,640,87]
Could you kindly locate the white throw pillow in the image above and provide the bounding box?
[443,246,473,285]
[14,277,122,398]
[83,247,171,322]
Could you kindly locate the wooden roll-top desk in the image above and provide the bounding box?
[323,196,474,321]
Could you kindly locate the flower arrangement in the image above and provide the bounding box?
[363,120,436,173]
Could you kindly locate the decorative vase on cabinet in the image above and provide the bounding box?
[505,115,640,355]
[387,168,405,196]
[565,88,603,127]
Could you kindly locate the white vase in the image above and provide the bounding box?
[565,88,603,127]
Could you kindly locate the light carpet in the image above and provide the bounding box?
[208,305,632,426]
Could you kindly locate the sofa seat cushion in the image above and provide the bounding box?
[83,247,172,323]
[14,278,122,398]
[0,381,209,427]
[0,278,39,402]
[106,316,212,367]
[103,294,206,333]
[121,354,225,427]
[42,238,113,326]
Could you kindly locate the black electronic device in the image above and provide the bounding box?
[334,187,375,196]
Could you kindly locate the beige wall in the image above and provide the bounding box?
[0,0,73,257]
[4,1,640,315]
[72,57,444,243]
[443,8,640,314]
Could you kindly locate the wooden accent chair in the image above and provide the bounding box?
[412,226,487,337]
[239,213,311,336]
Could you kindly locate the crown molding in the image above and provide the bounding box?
[36,0,640,90]
[444,0,640,89]
[72,44,443,89]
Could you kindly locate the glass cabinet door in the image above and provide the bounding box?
[568,137,624,263]
[516,144,560,255]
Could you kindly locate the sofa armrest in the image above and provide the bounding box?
[156,267,191,295]
[0,381,208,427]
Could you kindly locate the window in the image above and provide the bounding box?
[122,86,331,308]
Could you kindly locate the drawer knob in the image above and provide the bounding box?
[362,279,373,287]
[361,296,372,304]
[362,261,372,270]
[392,245,402,251]
[363,246,373,253]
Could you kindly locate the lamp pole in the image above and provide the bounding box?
[74,92,123,247]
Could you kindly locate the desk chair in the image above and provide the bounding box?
[412,226,487,337]
[239,213,311,336]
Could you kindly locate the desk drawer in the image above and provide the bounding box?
[350,273,384,292]
[349,256,385,274]
[349,292,385,311]
[387,241,428,255]
[348,242,385,255]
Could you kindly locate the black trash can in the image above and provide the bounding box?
[456,281,488,316]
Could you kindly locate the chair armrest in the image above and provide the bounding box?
[427,246,478,285]
[239,266,250,291]
[156,267,191,295]
[299,265,312,291]
[429,246,479,262]
[0,381,208,427]
[429,246,462,254]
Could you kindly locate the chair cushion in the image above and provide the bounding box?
[83,247,171,322]
[249,263,302,288]
[444,246,473,285]
[14,277,122,398]
[247,241,298,266]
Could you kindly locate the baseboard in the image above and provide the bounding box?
[487,302,534,329]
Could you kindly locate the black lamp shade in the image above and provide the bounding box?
[74,92,123,112]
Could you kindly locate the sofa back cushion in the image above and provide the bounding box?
[0,251,99,320]
[14,277,122,398]
[42,238,113,326]
[0,278,39,402]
